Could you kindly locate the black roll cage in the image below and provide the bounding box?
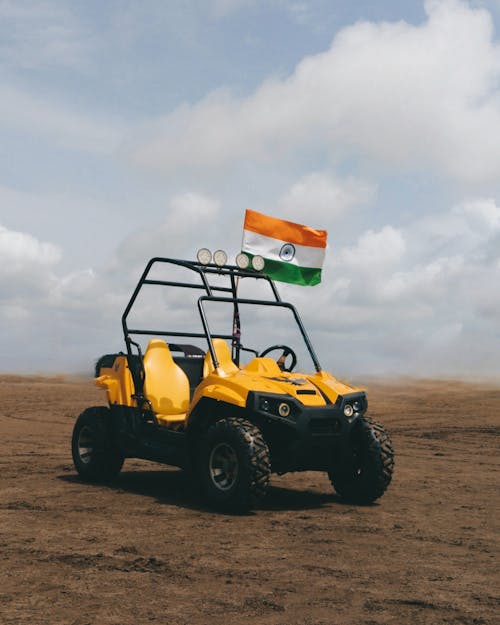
[121,256,322,373]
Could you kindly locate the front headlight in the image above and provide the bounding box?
[343,404,354,418]
[278,402,291,417]
[257,395,294,419]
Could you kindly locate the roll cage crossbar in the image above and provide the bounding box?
[121,256,322,373]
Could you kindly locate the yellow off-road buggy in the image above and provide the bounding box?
[71,254,394,511]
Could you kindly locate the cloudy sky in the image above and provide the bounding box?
[1,0,500,378]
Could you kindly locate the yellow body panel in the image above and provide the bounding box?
[95,356,136,407]
[244,357,282,376]
[310,371,363,402]
[95,344,363,429]
[190,357,359,414]
[192,376,248,407]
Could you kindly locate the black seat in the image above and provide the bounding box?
[173,356,204,399]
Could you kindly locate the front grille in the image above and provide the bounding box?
[310,417,342,435]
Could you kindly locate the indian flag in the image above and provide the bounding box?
[242,209,327,286]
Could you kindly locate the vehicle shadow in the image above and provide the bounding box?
[261,485,344,511]
[58,467,359,515]
[59,469,209,513]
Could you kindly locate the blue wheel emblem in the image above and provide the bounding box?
[279,243,296,262]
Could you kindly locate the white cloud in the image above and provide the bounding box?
[454,197,500,231]
[112,191,221,272]
[1,192,500,375]
[329,198,500,312]
[0,84,124,154]
[0,223,61,312]
[409,197,500,266]
[165,191,221,231]
[49,269,98,308]
[298,195,500,374]
[0,223,61,280]
[381,255,465,301]
[128,0,500,182]
[278,172,376,221]
[0,303,30,321]
[0,220,124,372]
[336,226,406,271]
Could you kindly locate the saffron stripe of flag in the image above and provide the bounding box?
[244,209,326,248]
[242,209,327,286]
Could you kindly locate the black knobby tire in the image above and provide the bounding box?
[199,417,271,511]
[329,416,394,504]
[71,407,124,482]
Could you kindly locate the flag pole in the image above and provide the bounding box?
[231,213,246,363]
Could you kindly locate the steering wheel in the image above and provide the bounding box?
[259,345,297,372]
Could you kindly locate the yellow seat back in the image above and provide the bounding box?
[143,340,190,415]
[203,338,239,377]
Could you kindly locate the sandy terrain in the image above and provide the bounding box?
[0,374,498,625]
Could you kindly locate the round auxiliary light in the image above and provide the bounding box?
[235,252,250,269]
[252,255,265,271]
[278,402,291,418]
[197,248,212,265]
[343,404,354,418]
[213,249,228,267]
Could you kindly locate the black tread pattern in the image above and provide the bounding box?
[72,407,124,482]
[202,417,271,511]
[329,416,394,504]
[232,417,271,503]
[364,416,395,492]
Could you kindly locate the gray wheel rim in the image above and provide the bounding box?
[77,425,94,464]
[209,442,238,491]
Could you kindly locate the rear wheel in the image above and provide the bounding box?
[71,407,124,482]
[329,417,394,504]
[199,417,271,511]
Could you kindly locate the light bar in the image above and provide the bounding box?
[235,253,250,269]
[252,255,265,271]
[213,249,228,267]
[197,248,212,265]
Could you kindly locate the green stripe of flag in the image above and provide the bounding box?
[246,253,322,286]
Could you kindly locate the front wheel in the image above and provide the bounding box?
[199,417,271,511]
[329,417,394,504]
[71,407,124,482]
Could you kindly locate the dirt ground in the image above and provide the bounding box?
[0,375,498,625]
